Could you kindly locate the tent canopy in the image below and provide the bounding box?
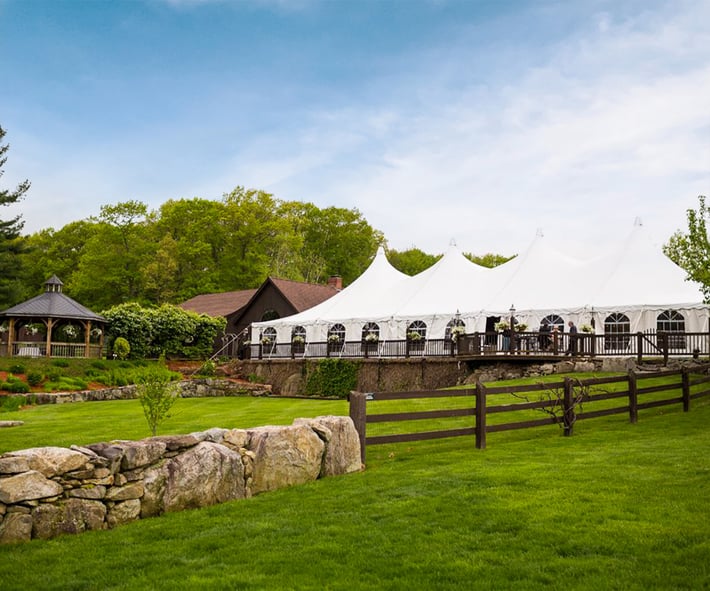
[252,222,708,342]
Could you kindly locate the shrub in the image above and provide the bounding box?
[52,359,70,368]
[7,380,30,394]
[305,359,359,398]
[90,360,109,371]
[26,371,44,387]
[47,368,64,382]
[196,360,216,377]
[113,337,131,360]
[8,363,25,374]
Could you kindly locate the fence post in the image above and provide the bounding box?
[474,380,487,449]
[628,370,638,424]
[636,332,643,364]
[660,332,669,365]
[682,367,690,412]
[349,391,367,464]
[563,377,575,437]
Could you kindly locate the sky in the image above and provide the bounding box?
[1,0,709,258]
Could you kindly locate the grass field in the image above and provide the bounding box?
[0,375,709,590]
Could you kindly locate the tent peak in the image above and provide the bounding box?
[536,228,544,238]
[634,216,643,227]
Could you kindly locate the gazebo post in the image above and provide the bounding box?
[45,319,53,358]
[85,321,92,358]
[7,318,15,357]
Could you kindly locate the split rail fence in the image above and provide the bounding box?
[348,366,710,462]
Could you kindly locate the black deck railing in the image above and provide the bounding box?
[244,330,710,362]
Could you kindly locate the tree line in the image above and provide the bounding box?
[3,124,707,313]
[0,126,514,312]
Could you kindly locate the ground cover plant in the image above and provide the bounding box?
[0,375,708,590]
[0,358,181,398]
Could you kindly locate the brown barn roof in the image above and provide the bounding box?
[269,277,339,312]
[179,289,258,318]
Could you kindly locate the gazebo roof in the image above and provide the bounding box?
[0,275,106,322]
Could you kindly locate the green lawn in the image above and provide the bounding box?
[0,377,709,590]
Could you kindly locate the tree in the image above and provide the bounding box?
[465,252,514,268]
[0,125,30,307]
[388,247,441,276]
[136,365,180,436]
[71,200,154,309]
[664,195,710,302]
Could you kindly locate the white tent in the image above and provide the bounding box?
[252,221,708,345]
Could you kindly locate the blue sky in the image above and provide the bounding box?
[1,0,708,257]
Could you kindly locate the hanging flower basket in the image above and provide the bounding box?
[364,332,379,343]
[328,334,342,344]
[580,324,595,334]
[407,332,423,342]
[62,325,78,340]
[292,335,305,345]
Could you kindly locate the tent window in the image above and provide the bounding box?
[657,310,686,349]
[407,320,427,341]
[260,327,277,353]
[291,326,306,343]
[445,318,465,341]
[261,309,280,322]
[604,313,630,351]
[328,323,346,343]
[542,314,564,333]
[362,322,380,342]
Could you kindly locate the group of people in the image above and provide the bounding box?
[537,319,579,355]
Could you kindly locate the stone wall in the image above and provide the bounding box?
[18,378,271,406]
[237,358,470,395]
[0,415,362,544]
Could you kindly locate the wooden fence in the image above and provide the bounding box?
[348,366,710,462]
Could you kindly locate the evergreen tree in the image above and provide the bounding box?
[0,125,30,307]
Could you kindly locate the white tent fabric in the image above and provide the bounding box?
[252,222,709,343]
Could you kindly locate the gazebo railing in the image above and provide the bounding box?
[9,341,105,358]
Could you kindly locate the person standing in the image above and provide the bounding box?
[567,320,579,356]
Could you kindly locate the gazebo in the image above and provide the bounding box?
[0,275,107,359]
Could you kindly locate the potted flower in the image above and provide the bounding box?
[62,324,78,340]
[515,323,528,332]
[494,321,509,333]
[450,326,465,341]
[580,324,595,334]
[364,332,379,343]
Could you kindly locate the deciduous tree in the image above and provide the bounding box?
[664,195,710,302]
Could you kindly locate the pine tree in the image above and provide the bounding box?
[0,125,31,307]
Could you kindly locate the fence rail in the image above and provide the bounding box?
[348,365,710,461]
[246,330,710,361]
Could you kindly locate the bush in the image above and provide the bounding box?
[90,360,109,371]
[305,359,359,398]
[52,359,70,368]
[7,380,30,394]
[8,363,25,374]
[113,337,131,360]
[196,360,216,377]
[26,371,44,387]
[47,368,64,382]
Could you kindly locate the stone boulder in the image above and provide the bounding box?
[0,471,64,504]
[118,440,167,471]
[32,499,106,539]
[0,511,33,544]
[107,499,141,528]
[247,424,325,495]
[4,447,91,478]
[162,442,246,512]
[293,416,362,476]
